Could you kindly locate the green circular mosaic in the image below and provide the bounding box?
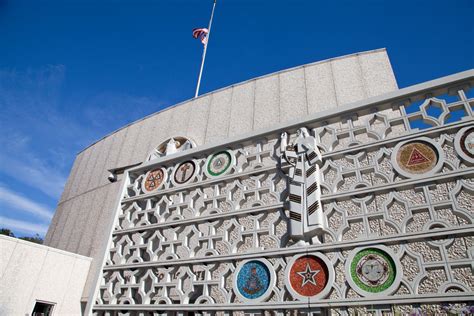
[350,248,396,293]
[206,151,232,177]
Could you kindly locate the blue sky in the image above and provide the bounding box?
[0,0,473,237]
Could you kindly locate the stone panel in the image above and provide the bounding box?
[358,50,398,97]
[0,236,91,315]
[77,140,102,196]
[81,182,122,300]
[55,195,85,251]
[89,182,121,257]
[143,108,173,155]
[115,121,143,168]
[76,185,111,256]
[331,55,367,106]
[228,81,255,137]
[87,134,114,190]
[68,146,93,199]
[167,101,193,139]
[185,96,211,146]
[102,127,128,182]
[305,61,338,113]
[279,68,307,123]
[43,201,64,246]
[254,75,280,130]
[0,239,47,315]
[59,151,84,203]
[205,88,233,144]
[47,200,72,248]
[59,256,92,312]
[29,248,76,308]
[61,150,87,202]
[66,189,97,253]
[0,237,16,276]
[129,116,158,164]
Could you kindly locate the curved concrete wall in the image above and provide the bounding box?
[43,48,398,300]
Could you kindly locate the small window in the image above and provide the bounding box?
[32,301,55,316]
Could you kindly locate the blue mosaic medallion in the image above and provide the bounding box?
[236,260,271,300]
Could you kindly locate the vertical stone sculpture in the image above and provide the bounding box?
[280,128,327,245]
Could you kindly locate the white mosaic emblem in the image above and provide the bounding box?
[204,150,234,178]
[171,160,198,186]
[454,126,474,164]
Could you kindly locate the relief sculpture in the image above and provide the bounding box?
[280,127,328,245]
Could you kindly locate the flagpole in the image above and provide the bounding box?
[195,0,216,98]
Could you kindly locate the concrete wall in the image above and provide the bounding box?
[0,235,92,315]
[44,48,399,301]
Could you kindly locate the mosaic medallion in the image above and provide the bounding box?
[173,161,196,185]
[285,253,334,300]
[397,141,437,174]
[391,138,443,178]
[346,246,401,296]
[205,151,233,177]
[233,259,275,303]
[455,126,474,164]
[141,168,166,193]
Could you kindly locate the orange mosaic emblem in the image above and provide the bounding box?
[143,169,165,192]
[396,141,437,174]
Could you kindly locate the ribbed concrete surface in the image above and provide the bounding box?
[43,48,399,299]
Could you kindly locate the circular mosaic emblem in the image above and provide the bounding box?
[285,253,334,301]
[455,126,474,164]
[391,137,443,178]
[233,259,275,303]
[141,168,166,193]
[346,246,402,296]
[397,141,437,174]
[205,151,233,177]
[460,128,474,158]
[173,160,197,185]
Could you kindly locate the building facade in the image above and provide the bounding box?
[39,49,474,315]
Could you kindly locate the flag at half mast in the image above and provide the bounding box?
[192,0,216,98]
[192,28,209,45]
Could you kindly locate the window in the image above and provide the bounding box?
[32,301,55,316]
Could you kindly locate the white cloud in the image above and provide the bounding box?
[0,64,165,203]
[0,65,71,199]
[0,216,48,235]
[0,185,53,220]
[0,154,67,199]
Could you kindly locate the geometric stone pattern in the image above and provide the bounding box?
[94,84,474,314]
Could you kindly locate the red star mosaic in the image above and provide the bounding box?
[289,255,328,297]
